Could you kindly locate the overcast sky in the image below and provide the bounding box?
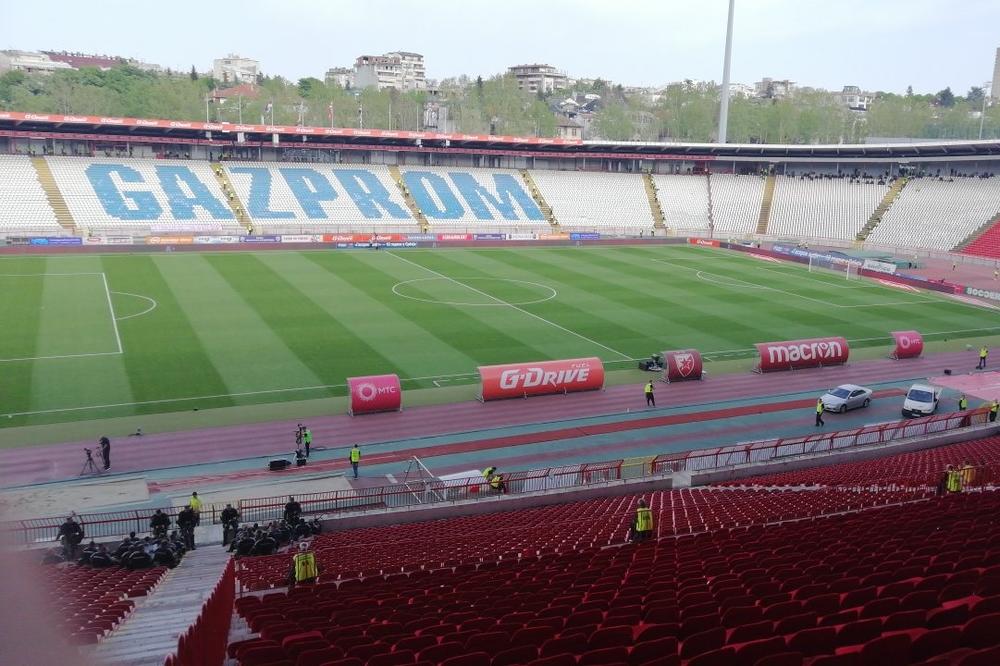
[1,0,997,95]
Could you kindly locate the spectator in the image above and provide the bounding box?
[89,544,114,568]
[251,530,277,556]
[232,530,255,557]
[150,509,171,538]
[284,496,302,523]
[293,519,312,540]
[56,516,84,561]
[77,540,98,565]
[220,504,240,546]
[152,540,179,568]
[123,546,153,570]
[309,518,322,535]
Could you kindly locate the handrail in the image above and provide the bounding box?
[1,408,990,546]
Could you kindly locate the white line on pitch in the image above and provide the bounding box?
[386,251,633,361]
[0,272,105,277]
[101,273,123,353]
[0,351,122,364]
[112,292,159,321]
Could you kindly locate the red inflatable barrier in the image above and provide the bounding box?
[478,357,604,401]
[347,374,402,415]
[754,336,849,373]
[662,349,703,382]
[890,330,924,360]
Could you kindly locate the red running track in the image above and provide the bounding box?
[0,351,973,487]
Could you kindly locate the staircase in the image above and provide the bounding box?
[642,172,666,230]
[856,176,908,242]
[389,165,429,231]
[755,174,777,235]
[520,169,558,228]
[706,172,715,234]
[211,163,250,231]
[31,157,76,232]
[955,213,1000,258]
[87,545,233,665]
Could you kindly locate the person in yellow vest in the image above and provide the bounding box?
[979,346,989,370]
[958,394,968,411]
[632,499,654,542]
[188,492,202,526]
[288,541,319,588]
[349,444,361,479]
[815,398,825,427]
[490,471,506,494]
[644,381,655,407]
[946,465,962,493]
[990,399,999,423]
[959,461,976,489]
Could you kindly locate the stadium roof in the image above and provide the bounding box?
[2,110,999,161]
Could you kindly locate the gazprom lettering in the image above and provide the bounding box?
[499,367,591,390]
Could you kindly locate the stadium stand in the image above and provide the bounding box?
[46,563,167,645]
[651,174,711,232]
[398,167,547,228]
[708,174,766,235]
[717,436,1000,489]
[235,487,924,592]
[223,162,416,229]
[0,155,63,233]
[46,156,242,234]
[528,170,655,230]
[767,176,889,241]
[228,492,1000,666]
[867,176,1000,250]
[960,215,1000,259]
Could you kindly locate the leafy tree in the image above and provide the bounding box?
[906,85,913,97]
[935,87,955,107]
[966,86,985,107]
[190,66,198,81]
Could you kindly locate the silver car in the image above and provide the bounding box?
[820,384,873,413]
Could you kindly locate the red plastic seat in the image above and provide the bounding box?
[587,626,632,651]
[785,627,836,657]
[856,633,910,666]
[578,647,629,665]
[679,627,725,660]
[909,627,962,662]
[686,647,735,666]
[755,654,804,666]
[628,637,678,666]
[440,652,491,666]
[491,645,538,666]
[526,655,577,666]
[733,636,786,665]
[962,612,1000,649]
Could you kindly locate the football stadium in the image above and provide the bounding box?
[4,8,1000,666]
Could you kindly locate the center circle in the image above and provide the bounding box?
[391,277,558,306]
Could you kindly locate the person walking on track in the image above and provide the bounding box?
[302,426,312,458]
[644,381,655,407]
[349,444,361,478]
[978,346,989,370]
[815,398,825,427]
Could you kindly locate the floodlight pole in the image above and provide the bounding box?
[717,0,736,144]
[980,82,991,140]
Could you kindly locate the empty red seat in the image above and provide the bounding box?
[786,627,836,657]
[440,652,491,666]
[491,645,538,666]
[578,647,629,665]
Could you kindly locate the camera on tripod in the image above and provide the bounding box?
[84,447,93,458]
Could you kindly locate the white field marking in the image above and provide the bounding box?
[111,292,159,321]
[0,351,122,364]
[386,250,633,361]
[101,273,123,353]
[654,258,939,309]
[391,277,558,307]
[0,272,105,276]
[877,280,921,292]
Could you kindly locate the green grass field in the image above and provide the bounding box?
[0,244,996,429]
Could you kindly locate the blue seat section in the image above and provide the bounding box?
[448,172,544,221]
[331,169,411,220]
[229,167,295,219]
[84,163,233,221]
[402,170,544,221]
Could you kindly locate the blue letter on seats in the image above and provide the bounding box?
[449,172,543,220]
[332,169,410,219]
[280,168,338,219]
[85,164,161,220]
[229,167,293,219]
[155,166,233,220]
[403,171,464,219]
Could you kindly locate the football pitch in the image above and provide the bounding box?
[0,244,996,428]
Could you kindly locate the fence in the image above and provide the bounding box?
[2,408,991,546]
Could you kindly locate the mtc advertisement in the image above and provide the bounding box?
[890,330,924,360]
[478,357,604,401]
[688,238,720,248]
[754,336,850,373]
[347,374,402,415]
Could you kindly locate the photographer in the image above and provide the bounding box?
[99,436,111,471]
[56,515,84,561]
[176,506,197,551]
[149,509,171,539]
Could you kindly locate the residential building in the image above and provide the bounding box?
[754,77,795,99]
[354,52,426,91]
[728,82,756,98]
[0,50,73,74]
[838,85,874,112]
[556,116,583,140]
[213,54,259,85]
[508,64,568,94]
[325,67,354,89]
[385,51,426,90]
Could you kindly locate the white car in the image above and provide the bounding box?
[820,384,873,413]
[902,383,942,418]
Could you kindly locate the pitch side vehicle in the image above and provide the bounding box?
[820,384,873,413]
[902,383,942,418]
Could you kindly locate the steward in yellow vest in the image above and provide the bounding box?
[632,499,654,542]
[290,542,318,586]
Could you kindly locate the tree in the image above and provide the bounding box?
[935,87,955,107]
[190,66,198,81]
[905,85,913,97]
[475,76,484,100]
[967,86,985,107]
[593,102,634,141]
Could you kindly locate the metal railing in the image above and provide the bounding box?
[1,408,990,546]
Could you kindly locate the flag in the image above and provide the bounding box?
[327,103,333,120]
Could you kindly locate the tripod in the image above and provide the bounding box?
[80,449,101,476]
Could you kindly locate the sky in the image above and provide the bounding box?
[1,0,997,95]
